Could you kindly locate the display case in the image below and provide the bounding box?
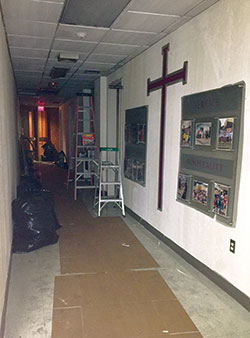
[124,106,148,186]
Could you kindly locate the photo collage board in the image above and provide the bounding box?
[177,83,245,226]
[124,106,148,186]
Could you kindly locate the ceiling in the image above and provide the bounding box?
[0,0,219,106]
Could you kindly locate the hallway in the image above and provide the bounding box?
[3,164,250,338]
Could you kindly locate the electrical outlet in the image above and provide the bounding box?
[230,239,236,253]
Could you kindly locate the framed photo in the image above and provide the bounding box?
[192,180,208,205]
[177,173,190,200]
[212,183,229,217]
[217,118,234,150]
[195,122,212,146]
[181,120,193,147]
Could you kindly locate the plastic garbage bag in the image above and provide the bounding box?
[12,181,60,253]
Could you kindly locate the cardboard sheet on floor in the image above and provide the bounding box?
[58,217,159,273]
[52,270,202,338]
[37,165,202,337]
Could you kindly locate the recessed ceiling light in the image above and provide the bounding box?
[76,31,87,39]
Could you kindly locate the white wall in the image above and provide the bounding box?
[94,77,108,147]
[0,11,18,329]
[107,0,250,298]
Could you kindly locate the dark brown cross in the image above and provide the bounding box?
[147,43,188,211]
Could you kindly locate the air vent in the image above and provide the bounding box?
[50,67,69,79]
[58,53,79,63]
[84,69,100,74]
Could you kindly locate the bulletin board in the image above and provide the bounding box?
[177,82,245,226]
[124,106,148,186]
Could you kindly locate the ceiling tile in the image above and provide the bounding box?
[128,0,203,16]
[9,47,50,59]
[8,35,52,49]
[1,0,64,23]
[41,77,66,86]
[80,61,116,72]
[164,17,192,34]
[185,0,220,18]
[46,58,81,70]
[116,46,149,64]
[5,19,57,38]
[60,0,130,27]
[95,43,141,55]
[112,11,178,32]
[17,84,40,90]
[88,53,127,64]
[12,57,46,71]
[71,73,99,80]
[15,70,43,77]
[16,76,41,84]
[52,39,97,53]
[103,29,157,46]
[56,24,108,42]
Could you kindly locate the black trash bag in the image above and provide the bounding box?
[17,176,61,230]
[42,141,59,162]
[55,151,68,169]
[12,191,60,253]
[17,176,42,196]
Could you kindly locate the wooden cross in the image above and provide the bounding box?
[147,43,188,211]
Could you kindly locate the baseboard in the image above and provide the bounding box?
[0,254,12,338]
[126,207,250,312]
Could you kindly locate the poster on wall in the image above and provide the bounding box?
[217,118,234,150]
[212,183,229,217]
[181,120,193,147]
[192,180,208,205]
[195,122,212,146]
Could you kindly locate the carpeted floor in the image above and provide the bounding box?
[38,163,202,338]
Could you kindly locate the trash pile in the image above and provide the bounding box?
[42,141,68,169]
[12,176,60,253]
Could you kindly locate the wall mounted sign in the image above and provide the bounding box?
[177,82,245,226]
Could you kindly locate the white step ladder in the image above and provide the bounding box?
[94,147,125,217]
[67,92,99,200]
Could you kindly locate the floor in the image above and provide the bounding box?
[3,164,250,338]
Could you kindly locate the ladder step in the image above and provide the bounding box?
[76,186,96,189]
[77,158,98,161]
[77,132,95,135]
[101,164,120,168]
[77,145,97,148]
[100,198,123,202]
[100,182,121,185]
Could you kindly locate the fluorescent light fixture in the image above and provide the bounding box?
[127,10,180,18]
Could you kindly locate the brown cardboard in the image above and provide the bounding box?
[39,165,202,338]
[59,216,160,274]
[52,307,83,338]
[53,271,201,338]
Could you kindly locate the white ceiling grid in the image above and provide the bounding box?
[0,0,220,104]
